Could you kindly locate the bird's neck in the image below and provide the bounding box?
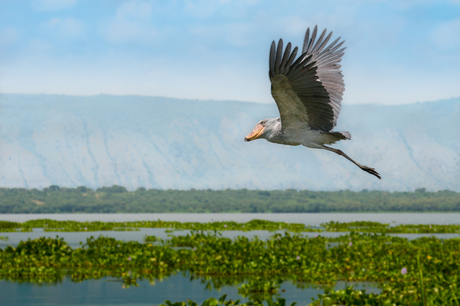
[266,121,284,144]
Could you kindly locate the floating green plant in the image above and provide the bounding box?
[0,221,21,228]
[0,219,320,233]
[1,230,460,305]
[238,279,280,294]
[321,220,460,234]
[0,228,20,233]
[144,236,162,242]
[2,219,460,234]
[238,278,281,302]
[156,294,296,306]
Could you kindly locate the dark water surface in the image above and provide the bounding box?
[0,274,380,306]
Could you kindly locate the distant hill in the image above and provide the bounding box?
[0,94,459,191]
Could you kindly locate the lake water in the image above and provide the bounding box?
[1,213,459,306]
[3,212,460,225]
[2,213,459,249]
[0,273,380,306]
[1,228,459,250]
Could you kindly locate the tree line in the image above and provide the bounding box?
[0,185,458,213]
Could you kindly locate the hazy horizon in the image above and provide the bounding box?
[2,92,459,106]
[1,93,459,192]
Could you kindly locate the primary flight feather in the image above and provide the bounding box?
[244,26,381,179]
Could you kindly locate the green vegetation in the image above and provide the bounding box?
[1,186,459,213]
[1,219,459,305]
[0,220,32,233]
[238,280,280,295]
[1,230,459,305]
[0,219,317,233]
[1,219,460,234]
[322,221,460,234]
[156,294,294,306]
[158,286,460,306]
[238,278,281,301]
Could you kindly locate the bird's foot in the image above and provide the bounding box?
[361,166,381,180]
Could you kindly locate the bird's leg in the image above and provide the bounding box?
[322,146,381,179]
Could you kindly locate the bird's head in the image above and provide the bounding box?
[244,118,277,142]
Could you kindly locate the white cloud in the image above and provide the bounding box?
[184,0,220,19]
[43,17,85,40]
[184,0,259,19]
[343,63,460,105]
[101,0,159,43]
[431,18,460,51]
[4,0,460,104]
[31,0,77,11]
[0,27,18,46]
[116,0,153,19]
[29,39,53,54]
[189,22,256,47]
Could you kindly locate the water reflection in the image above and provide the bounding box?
[0,273,381,306]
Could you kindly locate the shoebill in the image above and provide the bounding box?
[244,26,381,179]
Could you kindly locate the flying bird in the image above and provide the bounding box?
[244,26,381,179]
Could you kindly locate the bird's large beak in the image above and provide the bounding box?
[244,123,265,142]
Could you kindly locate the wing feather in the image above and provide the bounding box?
[269,41,276,74]
[315,31,333,54]
[274,39,283,74]
[279,43,292,74]
[311,29,327,53]
[285,46,298,72]
[324,39,344,54]
[269,26,345,131]
[302,28,310,53]
[319,37,340,55]
[305,26,317,54]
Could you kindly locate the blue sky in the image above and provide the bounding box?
[0,0,459,105]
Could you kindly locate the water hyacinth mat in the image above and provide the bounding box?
[1,219,460,233]
[1,225,459,306]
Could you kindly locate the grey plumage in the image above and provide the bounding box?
[269,26,345,131]
[245,26,381,179]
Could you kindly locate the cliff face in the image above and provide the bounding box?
[1,94,459,191]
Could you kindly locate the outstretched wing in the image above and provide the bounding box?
[269,26,345,132]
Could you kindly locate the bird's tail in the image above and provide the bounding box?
[321,131,351,144]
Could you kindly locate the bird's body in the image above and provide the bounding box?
[245,26,381,179]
